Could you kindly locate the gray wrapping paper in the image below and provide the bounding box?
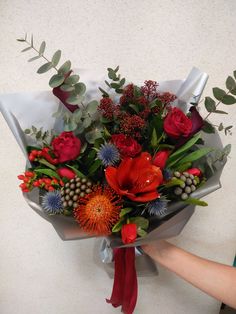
[1,67,223,251]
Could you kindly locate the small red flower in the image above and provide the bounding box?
[105,152,163,202]
[121,223,137,244]
[111,134,141,158]
[152,150,171,169]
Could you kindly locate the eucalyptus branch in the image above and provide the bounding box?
[204,91,230,120]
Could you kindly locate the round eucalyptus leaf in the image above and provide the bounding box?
[58,60,71,74]
[74,82,86,95]
[86,100,98,114]
[49,74,65,88]
[65,74,80,85]
[82,117,92,128]
[37,62,53,74]
[51,50,61,67]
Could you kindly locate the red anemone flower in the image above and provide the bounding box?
[105,152,163,202]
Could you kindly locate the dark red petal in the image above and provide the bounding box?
[117,158,134,187]
[105,167,121,194]
[189,106,204,135]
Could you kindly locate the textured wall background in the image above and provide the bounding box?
[0,1,236,313]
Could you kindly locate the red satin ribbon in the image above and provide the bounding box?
[106,247,138,314]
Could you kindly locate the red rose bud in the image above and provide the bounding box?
[153,150,171,169]
[57,167,76,180]
[111,134,141,158]
[121,223,137,244]
[186,168,202,177]
[52,132,81,163]
[164,107,192,139]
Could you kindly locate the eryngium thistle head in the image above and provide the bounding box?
[97,143,120,167]
[146,196,169,217]
[41,190,63,215]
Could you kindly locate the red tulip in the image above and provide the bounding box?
[153,150,171,169]
[57,167,76,180]
[105,152,163,202]
[186,168,202,177]
[121,223,137,244]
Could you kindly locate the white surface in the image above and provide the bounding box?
[0,1,236,314]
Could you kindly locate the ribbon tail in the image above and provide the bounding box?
[106,248,126,307]
[122,247,138,314]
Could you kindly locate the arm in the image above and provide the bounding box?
[142,241,236,309]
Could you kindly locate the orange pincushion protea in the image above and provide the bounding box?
[74,185,122,235]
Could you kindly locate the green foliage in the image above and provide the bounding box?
[99,66,126,95]
[202,121,215,133]
[120,207,133,217]
[174,147,213,167]
[24,126,53,145]
[34,168,60,180]
[183,198,208,207]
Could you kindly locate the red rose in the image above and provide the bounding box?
[111,134,141,157]
[52,132,81,163]
[153,150,171,169]
[121,223,137,244]
[164,107,192,139]
[57,167,76,180]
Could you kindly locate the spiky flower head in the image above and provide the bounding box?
[97,143,120,167]
[146,195,169,217]
[41,190,63,215]
[74,185,122,235]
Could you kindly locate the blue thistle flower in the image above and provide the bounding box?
[41,190,63,215]
[146,196,169,217]
[97,143,120,167]
[163,168,173,181]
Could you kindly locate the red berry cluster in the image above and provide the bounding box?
[98,97,116,120]
[32,177,64,191]
[119,114,146,139]
[119,84,135,106]
[18,171,36,192]
[29,147,58,165]
[18,170,64,193]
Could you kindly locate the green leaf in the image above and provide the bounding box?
[234,70,236,80]
[213,87,226,100]
[221,95,236,105]
[218,123,223,131]
[226,76,236,91]
[17,38,25,42]
[36,130,42,139]
[66,95,83,105]
[112,218,124,233]
[224,126,233,135]
[64,119,77,131]
[34,168,60,180]
[99,87,109,97]
[175,147,213,166]
[107,68,116,80]
[65,74,80,85]
[214,110,228,114]
[86,100,98,114]
[137,228,147,237]
[65,165,85,178]
[74,82,86,95]
[151,128,158,148]
[120,78,126,86]
[129,104,139,113]
[51,50,61,67]
[176,162,192,172]
[49,74,65,88]
[37,62,53,74]
[28,55,41,62]
[150,99,162,109]
[85,129,102,144]
[72,109,83,123]
[38,159,56,170]
[39,41,46,55]
[204,97,216,112]
[120,207,133,217]
[223,144,231,156]
[164,177,184,188]
[60,84,74,92]
[110,82,120,89]
[167,132,202,166]
[133,86,142,97]
[88,159,102,174]
[82,117,92,128]
[202,121,215,133]
[100,116,112,123]
[183,197,208,207]
[58,60,71,74]
[21,46,31,52]
[129,217,149,230]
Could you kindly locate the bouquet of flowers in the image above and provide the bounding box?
[0,35,235,314]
